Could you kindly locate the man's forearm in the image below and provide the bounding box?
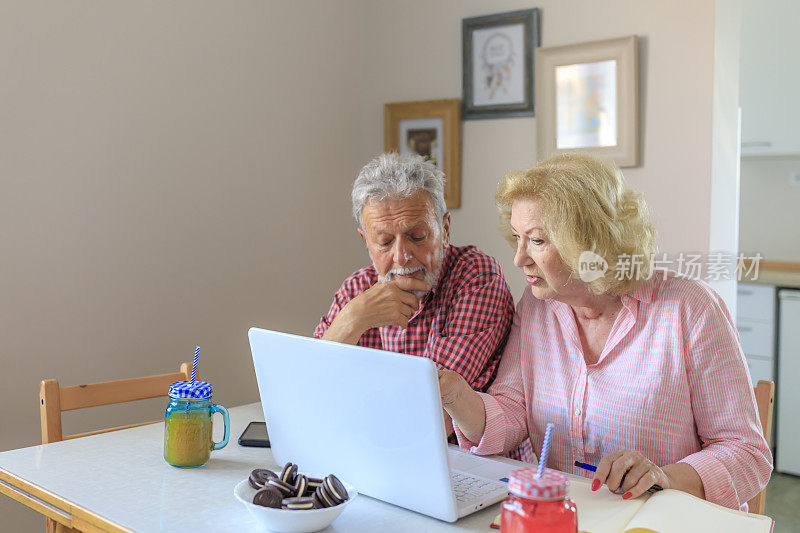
[321,308,365,345]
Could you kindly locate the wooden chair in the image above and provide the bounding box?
[39,363,190,532]
[747,379,775,515]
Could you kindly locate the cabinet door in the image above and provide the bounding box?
[736,283,775,322]
[740,0,800,156]
[738,320,774,359]
[745,357,773,387]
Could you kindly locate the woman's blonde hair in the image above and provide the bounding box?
[495,153,657,296]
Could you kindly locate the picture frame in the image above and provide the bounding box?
[384,98,461,209]
[535,35,640,167]
[462,8,540,120]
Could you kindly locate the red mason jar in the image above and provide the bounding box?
[501,468,578,533]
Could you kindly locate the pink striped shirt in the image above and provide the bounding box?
[454,270,772,510]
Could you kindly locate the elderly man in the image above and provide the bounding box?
[313,152,515,436]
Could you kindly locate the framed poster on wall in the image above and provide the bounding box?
[535,35,640,167]
[462,8,540,119]
[384,98,461,208]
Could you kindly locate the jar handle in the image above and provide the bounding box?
[211,404,230,451]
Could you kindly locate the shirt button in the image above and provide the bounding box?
[574,408,581,416]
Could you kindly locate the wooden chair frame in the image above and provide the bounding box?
[39,363,190,532]
[747,379,775,515]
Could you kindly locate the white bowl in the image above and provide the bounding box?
[233,474,357,533]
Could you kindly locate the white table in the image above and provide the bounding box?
[0,403,522,532]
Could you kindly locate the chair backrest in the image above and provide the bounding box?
[746,379,775,515]
[39,363,190,444]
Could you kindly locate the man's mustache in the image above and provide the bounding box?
[383,267,425,278]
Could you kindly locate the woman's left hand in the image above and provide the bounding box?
[591,450,671,500]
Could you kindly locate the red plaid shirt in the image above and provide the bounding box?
[313,244,514,392]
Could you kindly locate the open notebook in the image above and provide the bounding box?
[494,476,774,533]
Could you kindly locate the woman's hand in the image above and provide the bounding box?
[591,450,671,500]
[438,368,468,408]
[437,369,487,443]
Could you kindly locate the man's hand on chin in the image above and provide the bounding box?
[321,277,430,345]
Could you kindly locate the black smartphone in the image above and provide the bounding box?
[238,421,270,447]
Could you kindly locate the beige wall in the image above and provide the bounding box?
[359,0,716,298]
[1,1,724,530]
[0,2,366,530]
[739,156,800,262]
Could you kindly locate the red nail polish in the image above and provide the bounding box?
[591,479,600,491]
[623,492,632,500]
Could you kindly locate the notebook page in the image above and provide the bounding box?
[623,489,773,533]
[568,476,649,533]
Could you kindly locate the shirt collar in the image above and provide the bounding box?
[625,277,654,304]
[417,244,454,307]
[544,274,654,312]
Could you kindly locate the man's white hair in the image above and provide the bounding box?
[351,153,447,228]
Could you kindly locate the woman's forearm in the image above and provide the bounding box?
[444,386,487,444]
[663,462,705,499]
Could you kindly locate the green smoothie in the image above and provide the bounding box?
[164,415,212,467]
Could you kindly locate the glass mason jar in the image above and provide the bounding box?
[501,468,578,533]
[163,380,230,468]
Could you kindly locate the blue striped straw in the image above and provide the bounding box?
[185,346,200,414]
[537,423,554,478]
[191,346,199,382]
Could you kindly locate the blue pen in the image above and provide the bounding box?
[574,461,663,493]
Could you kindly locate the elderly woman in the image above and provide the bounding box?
[438,154,772,510]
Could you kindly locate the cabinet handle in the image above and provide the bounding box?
[738,290,753,296]
[738,326,753,332]
[741,141,772,147]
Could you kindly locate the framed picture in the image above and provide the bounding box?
[462,8,540,119]
[384,98,461,208]
[535,35,640,167]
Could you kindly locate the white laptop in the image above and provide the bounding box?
[248,327,515,522]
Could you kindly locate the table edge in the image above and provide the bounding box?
[0,467,133,533]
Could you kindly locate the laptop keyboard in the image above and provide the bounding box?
[451,471,506,503]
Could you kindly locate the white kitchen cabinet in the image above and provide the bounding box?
[736,283,776,386]
[740,0,800,156]
[745,357,773,386]
[777,289,800,475]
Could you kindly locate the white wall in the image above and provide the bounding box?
[739,156,800,261]
[0,2,366,530]
[359,0,717,298]
[708,0,741,313]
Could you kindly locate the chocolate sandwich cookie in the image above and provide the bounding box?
[280,462,298,485]
[323,474,348,503]
[315,482,338,507]
[248,469,277,490]
[253,486,283,509]
[282,496,315,510]
[294,474,308,497]
[267,478,295,496]
[307,477,323,490]
[312,489,330,509]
